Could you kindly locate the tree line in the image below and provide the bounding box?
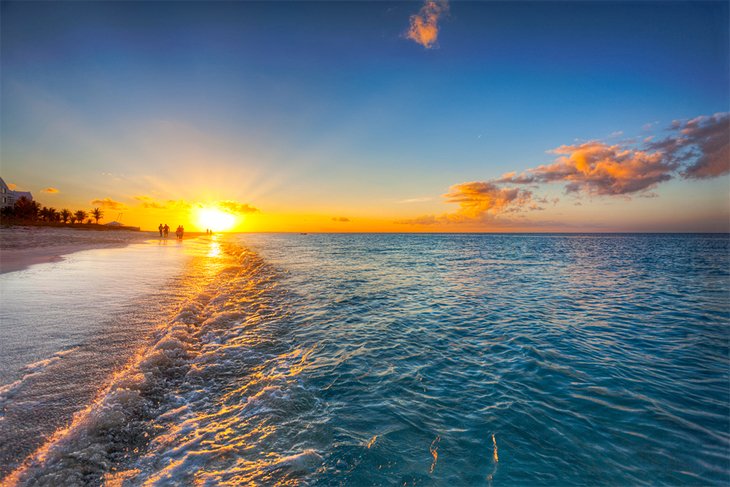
[1,196,104,225]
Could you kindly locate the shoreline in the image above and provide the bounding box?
[0,234,212,479]
[0,226,151,274]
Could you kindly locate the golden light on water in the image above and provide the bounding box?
[195,207,236,232]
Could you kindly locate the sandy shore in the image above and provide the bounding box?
[0,226,155,274]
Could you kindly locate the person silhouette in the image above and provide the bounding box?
[158,223,163,237]
[163,224,169,238]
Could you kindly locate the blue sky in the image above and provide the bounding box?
[1,1,728,231]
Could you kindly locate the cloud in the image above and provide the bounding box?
[397,182,535,225]
[41,187,59,193]
[401,112,727,227]
[405,0,448,49]
[444,181,534,217]
[134,196,194,210]
[651,112,730,179]
[91,198,126,210]
[134,196,166,209]
[7,183,17,190]
[398,196,434,204]
[395,214,439,225]
[498,142,677,196]
[217,200,259,215]
[496,112,729,197]
[332,216,350,222]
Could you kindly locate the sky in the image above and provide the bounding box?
[1,0,728,232]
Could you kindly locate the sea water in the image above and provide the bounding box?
[2,234,728,485]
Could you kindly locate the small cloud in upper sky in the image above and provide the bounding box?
[404,0,449,49]
[91,198,126,210]
[332,217,351,222]
[41,187,59,193]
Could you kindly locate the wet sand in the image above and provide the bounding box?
[1,227,157,274]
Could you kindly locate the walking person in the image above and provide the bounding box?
[158,223,164,237]
[163,224,169,238]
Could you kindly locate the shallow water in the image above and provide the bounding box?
[3,234,729,485]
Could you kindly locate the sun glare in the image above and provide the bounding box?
[196,207,236,232]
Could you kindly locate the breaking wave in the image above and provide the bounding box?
[7,241,323,486]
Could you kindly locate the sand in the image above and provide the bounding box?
[0,226,154,274]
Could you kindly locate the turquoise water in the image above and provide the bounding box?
[6,234,730,485]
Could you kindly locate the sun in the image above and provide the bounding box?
[195,207,236,232]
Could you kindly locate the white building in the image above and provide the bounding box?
[0,177,33,209]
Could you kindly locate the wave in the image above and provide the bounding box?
[6,241,322,486]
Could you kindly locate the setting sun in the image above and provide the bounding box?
[195,207,236,232]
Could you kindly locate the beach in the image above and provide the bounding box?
[1,233,728,485]
[0,227,212,479]
[0,227,153,274]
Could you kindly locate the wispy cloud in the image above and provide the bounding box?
[41,187,59,194]
[332,216,351,222]
[398,196,433,204]
[404,0,449,49]
[91,198,126,210]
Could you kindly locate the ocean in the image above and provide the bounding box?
[1,233,728,485]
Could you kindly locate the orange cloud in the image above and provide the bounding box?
[91,198,126,210]
[444,181,534,216]
[496,112,728,195]
[41,187,59,193]
[405,0,448,49]
[400,112,727,226]
[217,200,259,214]
[332,216,350,222]
[500,142,676,196]
[134,196,193,210]
[397,182,535,225]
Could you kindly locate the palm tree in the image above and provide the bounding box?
[47,207,58,223]
[14,196,40,220]
[74,210,87,224]
[91,207,103,224]
[70,216,77,225]
[60,209,71,224]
